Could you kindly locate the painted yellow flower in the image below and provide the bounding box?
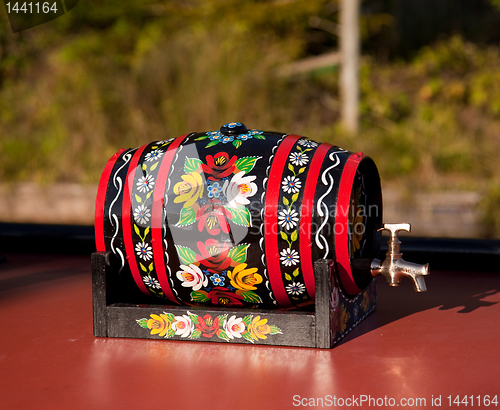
[146,313,172,337]
[248,315,271,340]
[340,305,350,333]
[173,172,204,208]
[227,263,263,291]
[351,208,364,253]
[361,291,370,312]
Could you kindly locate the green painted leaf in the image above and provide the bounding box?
[290,230,298,242]
[228,205,251,226]
[144,226,150,238]
[217,314,228,324]
[166,329,175,338]
[184,157,203,173]
[280,231,288,241]
[191,290,210,303]
[195,135,208,141]
[205,140,219,148]
[291,192,299,203]
[164,313,175,322]
[233,139,243,149]
[177,207,197,226]
[240,291,262,304]
[253,134,265,140]
[135,194,142,203]
[288,163,294,172]
[148,262,154,272]
[285,273,292,281]
[175,245,197,265]
[134,224,141,236]
[151,146,158,150]
[218,329,230,342]
[242,315,252,326]
[146,190,153,200]
[188,312,200,325]
[136,318,148,328]
[142,164,147,171]
[283,196,289,206]
[298,167,306,174]
[234,156,260,174]
[150,162,159,172]
[190,329,202,339]
[139,262,147,273]
[269,325,282,335]
[292,267,300,277]
[228,243,249,264]
[242,331,255,342]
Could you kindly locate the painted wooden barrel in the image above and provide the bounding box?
[95,122,382,309]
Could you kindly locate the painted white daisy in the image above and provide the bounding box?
[136,174,155,193]
[144,149,164,162]
[278,208,299,230]
[143,275,161,289]
[133,204,151,225]
[280,248,300,266]
[135,241,153,260]
[286,282,306,295]
[298,139,318,148]
[289,151,309,166]
[282,175,301,194]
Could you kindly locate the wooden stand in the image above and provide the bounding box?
[92,251,376,348]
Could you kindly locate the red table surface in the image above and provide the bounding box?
[0,253,499,410]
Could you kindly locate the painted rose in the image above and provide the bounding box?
[206,287,244,306]
[172,315,193,337]
[201,152,237,180]
[173,171,204,209]
[195,314,220,338]
[195,239,231,272]
[176,264,208,291]
[224,315,246,339]
[223,171,258,208]
[248,315,271,340]
[146,313,172,337]
[197,200,232,235]
[227,263,263,291]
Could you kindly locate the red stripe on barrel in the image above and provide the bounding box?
[334,152,365,295]
[151,135,190,305]
[264,134,301,308]
[95,149,124,252]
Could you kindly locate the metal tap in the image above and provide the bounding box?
[370,223,430,292]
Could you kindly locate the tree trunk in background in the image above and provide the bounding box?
[340,0,360,134]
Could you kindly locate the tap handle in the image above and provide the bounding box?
[380,222,410,240]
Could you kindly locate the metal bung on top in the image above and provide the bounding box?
[220,122,248,135]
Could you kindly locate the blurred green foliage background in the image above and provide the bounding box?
[2,0,500,236]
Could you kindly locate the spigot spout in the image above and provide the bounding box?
[371,224,430,292]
